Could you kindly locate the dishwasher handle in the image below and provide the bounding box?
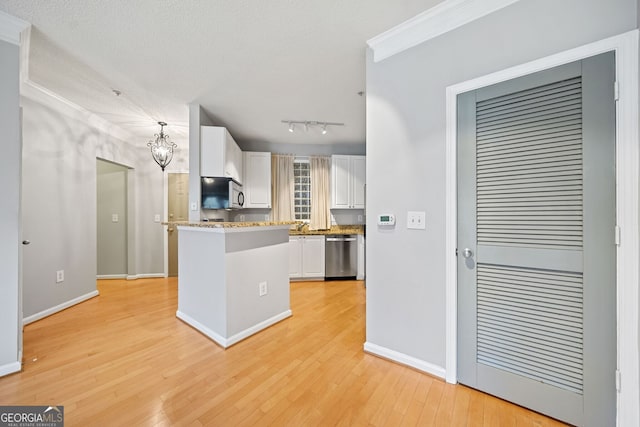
[326,237,357,242]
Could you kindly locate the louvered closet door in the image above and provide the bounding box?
[457,52,615,427]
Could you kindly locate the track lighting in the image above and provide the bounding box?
[281,120,344,135]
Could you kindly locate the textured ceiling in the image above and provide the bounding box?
[0,0,442,147]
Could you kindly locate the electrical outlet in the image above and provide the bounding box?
[358,214,363,222]
[112,213,119,223]
[154,214,161,223]
[56,270,64,283]
[264,214,269,221]
[190,202,198,211]
[407,211,426,230]
[239,214,245,222]
[259,281,268,296]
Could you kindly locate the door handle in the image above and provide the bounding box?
[22,240,30,245]
[462,248,473,258]
[168,228,174,232]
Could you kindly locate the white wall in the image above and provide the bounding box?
[365,0,636,370]
[0,38,21,375]
[19,86,186,319]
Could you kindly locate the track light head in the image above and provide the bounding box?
[282,120,344,134]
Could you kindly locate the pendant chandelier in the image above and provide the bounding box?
[148,121,177,171]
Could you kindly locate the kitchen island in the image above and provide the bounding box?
[172,221,297,348]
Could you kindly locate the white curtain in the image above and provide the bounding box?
[271,154,295,221]
[309,155,331,230]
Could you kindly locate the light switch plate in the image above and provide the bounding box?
[154,214,161,223]
[112,214,119,223]
[407,211,426,229]
[190,202,198,211]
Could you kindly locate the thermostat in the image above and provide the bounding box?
[377,214,396,226]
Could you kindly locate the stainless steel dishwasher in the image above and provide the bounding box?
[325,235,357,279]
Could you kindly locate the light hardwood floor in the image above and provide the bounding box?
[0,278,568,426]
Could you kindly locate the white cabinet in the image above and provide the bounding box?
[288,237,303,278]
[357,235,365,280]
[243,151,271,208]
[331,155,366,209]
[289,236,325,279]
[200,126,243,183]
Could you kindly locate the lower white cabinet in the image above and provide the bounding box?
[357,235,365,280]
[289,235,325,279]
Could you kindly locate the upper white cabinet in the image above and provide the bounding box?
[243,151,271,208]
[331,155,366,209]
[200,126,243,183]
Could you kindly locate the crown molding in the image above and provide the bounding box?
[0,10,29,46]
[21,79,136,143]
[19,25,30,82]
[367,0,521,62]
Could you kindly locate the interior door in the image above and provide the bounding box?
[457,52,616,426]
[168,173,189,277]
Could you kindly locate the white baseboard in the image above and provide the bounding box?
[23,290,99,325]
[126,273,166,280]
[0,361,21,378]
[226,310,292,347]
[97,274,127,279]
[176,310,292,349]
[176,311,227,347]
[363,341,446,379]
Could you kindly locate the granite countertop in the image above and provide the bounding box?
[164,221,300,229]
[163,221,364,235]
[289,224,364,235]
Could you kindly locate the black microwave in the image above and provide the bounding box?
[201,177,244,209]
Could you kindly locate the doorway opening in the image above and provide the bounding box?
[167,172,189,277]
[96,159,131,279]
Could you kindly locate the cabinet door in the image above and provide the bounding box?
[244,152,271,208]
[302,236,325,278]
[288,237,302,278]
[233,142,243,184]
[200,126,225,177]
[331,155,351,208]
[224,131,242,182]
[357,235,365,280]
[351,156,366,209]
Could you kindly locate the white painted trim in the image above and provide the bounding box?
[126,273,165,281]
[176,311,227,347]
[364,342,446,379]
[0,10,29,46]
[97,274,128,280]
[176,309,292,349]
[445,30,639,427]
[18,25,30,83]
[0,361,21,378]
[444,82,459,385]
[20,80,134,143]
[23,290,100,325]
[366,0,521,62]
[225,310,292,348]
[612,31,640,427]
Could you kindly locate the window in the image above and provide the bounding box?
[294,159,311,221]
